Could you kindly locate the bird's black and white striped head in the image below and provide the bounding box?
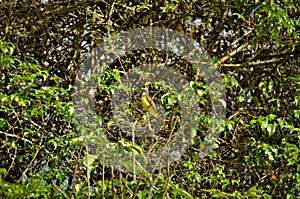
[141,87,149,95]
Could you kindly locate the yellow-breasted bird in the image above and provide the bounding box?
[141,87,163,123]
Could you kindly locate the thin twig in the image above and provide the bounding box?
[222,56,287,67]
[147,172,161,199]
[132,176,142,198]
[17,148,40,183]
[52,180,71,199]
[17,136,43,183]
[102,163,105,199]
[119,171,124,199]
[215,41,251,67]
[71,142,84,199]
[0,131,33,145]
[86,145,90,199]
[162,171,172,198]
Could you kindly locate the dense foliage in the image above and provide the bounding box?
[0,0,299,198]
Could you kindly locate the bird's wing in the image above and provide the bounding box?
[146,94,158,113]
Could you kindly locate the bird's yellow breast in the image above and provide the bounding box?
[141,94,150,111]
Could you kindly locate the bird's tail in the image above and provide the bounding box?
[155,113,164,125]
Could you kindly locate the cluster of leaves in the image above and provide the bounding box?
[0,40,79,197]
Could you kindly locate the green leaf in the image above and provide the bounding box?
[295,96,300,106]
[238,95,245,102]
[267,123,277,137]
[260,120,268,131]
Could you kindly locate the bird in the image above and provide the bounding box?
[141,87,164,123]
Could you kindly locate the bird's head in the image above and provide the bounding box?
[141,87,149,95]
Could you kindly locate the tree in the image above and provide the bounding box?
[0,0,299,198]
